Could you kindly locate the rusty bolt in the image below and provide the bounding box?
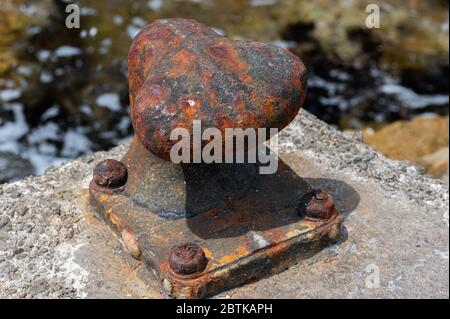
[168,242,208,276]
[298,190,336,220]
[93,159,128,189]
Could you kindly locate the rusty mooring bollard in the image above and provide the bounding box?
[88,18,343,299]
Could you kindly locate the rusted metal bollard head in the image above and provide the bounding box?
[168,242,208,276]
[127,18,308,160]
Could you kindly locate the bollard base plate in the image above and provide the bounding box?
[88,154,343,299]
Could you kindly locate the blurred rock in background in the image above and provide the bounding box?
[0,0,449,182]
[363,115,449,183]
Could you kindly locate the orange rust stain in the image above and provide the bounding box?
[260,96,276,119]
[218,245,249,265]
[266,241,289,259]
[264,227,288,244]
[169,36,181,47]
[235,111,260,129]
[183,96,200,109]
[215,114,234,130]
[142,46,155,79]
[98,193,109,202]
[80,192,99,225]
[208,42,252,86]
[136,83,170,110]
[180,95,201,124]
[166,49,196,77]
[109,212,123,228]
[160,261,170,274]
[202,247,214,260]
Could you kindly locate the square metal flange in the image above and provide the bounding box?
[87,160,343,299]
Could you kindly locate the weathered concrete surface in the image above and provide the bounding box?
[0,110,448,298]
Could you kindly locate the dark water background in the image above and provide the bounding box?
[0,0,448,180]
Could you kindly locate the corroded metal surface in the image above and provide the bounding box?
[298,190,337,221]
[89,154,344,299]
[128,18,308,160]
[168,242,208,275]
[121,136,258,217]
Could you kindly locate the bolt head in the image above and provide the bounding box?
[93,159,128,189]
[168,242,208,276]
[298,190,336,220]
